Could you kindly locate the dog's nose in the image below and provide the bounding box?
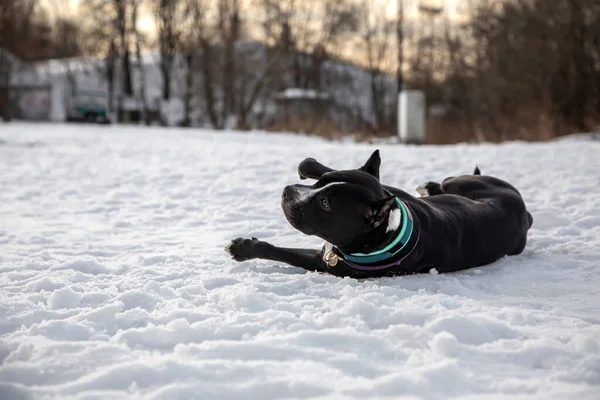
[282,185,296,201]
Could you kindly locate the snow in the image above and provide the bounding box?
[1,122,600,399]
[276,88,332,100]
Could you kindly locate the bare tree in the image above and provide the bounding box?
[357,0,396,133]
[428,0,600,142]
[116,0,133,98]
[0,0,52,120]
[179,0,201,127]
[396,0,404,94]
[131,0,149,123]
[79,0,135,115]
[200,37,221,128]
[106,38,118,113]
[259,0,357,90]
[216,0,242,127]
[186,0,223,128]
[154,0,182,101]
[187,0,271,129]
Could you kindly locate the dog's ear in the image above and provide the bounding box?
[366,196,395,230]
[359,150,381,180]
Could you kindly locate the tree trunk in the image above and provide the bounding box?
[160,59,172,100]
[122,47,133,96]
[564,0,589,131]
[106,38,117,113]
[182,52,194,127]
[116,0,133,97]
[201,39,220,129]
[220,5,239,128]
[0,49,12,121]
[370,70,382,133]
[132,1,149,124]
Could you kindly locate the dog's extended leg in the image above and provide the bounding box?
[226,237,328,272]
[297,158,335,180]
[298,150,381,181]
[298,155,414,201]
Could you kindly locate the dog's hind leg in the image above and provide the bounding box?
[509,235,527,255]
[415,166,479,197]
[416,177,491,198]
[415,181,444,197]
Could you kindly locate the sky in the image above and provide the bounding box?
[60,0,464,36]
[48,0,159,34]
[46,0,464,68]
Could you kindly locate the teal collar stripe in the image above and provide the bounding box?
[340,198,414,264]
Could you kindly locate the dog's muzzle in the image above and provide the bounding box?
[281,185,298,202]
[281,185,314,235]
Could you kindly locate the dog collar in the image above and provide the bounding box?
[342,198,414,263]
[323,198,420,270]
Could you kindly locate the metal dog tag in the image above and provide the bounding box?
[323,250,339,266]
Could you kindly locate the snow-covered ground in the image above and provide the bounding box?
[1,122,599,400]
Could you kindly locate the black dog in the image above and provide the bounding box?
[226,150,533,278]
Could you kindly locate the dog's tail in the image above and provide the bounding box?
[473,165,481,175]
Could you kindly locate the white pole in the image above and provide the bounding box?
[398,90,425,144]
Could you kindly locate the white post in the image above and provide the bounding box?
[398,90,425,144]
[50,79,66,122]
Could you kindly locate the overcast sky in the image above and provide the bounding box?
[61,0,465,36]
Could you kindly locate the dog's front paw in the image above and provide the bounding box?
[225,237,264,262]
[297,157,317,180]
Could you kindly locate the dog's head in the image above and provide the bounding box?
[281,150,397,251]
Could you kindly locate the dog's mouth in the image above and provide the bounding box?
[281,201,316,235]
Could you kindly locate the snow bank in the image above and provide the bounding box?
[275,88,332,100]
[0,123,599,399]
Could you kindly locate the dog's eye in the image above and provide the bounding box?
[320,198,330,210]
